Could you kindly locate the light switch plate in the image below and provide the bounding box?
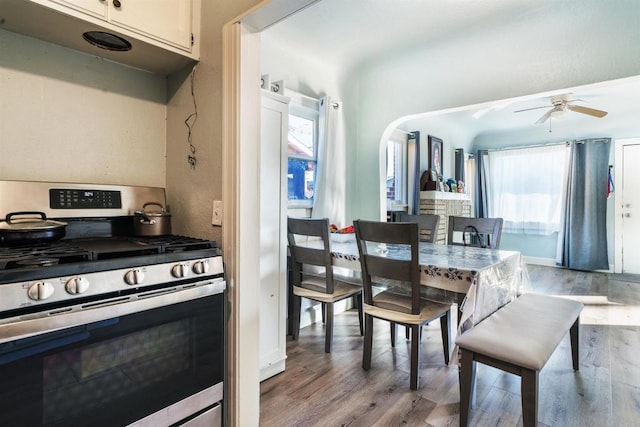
[212,200,223,226]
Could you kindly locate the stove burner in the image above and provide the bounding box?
[165,247,186,253]
[16,257,60,268]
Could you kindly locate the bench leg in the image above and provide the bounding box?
[390,322,397,347]
[521,368,539,427]
[458,348,476,427]
[570,317,580,370]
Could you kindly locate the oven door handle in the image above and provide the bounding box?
[0,279,225,344]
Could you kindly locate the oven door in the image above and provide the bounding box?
[0,279,225,427]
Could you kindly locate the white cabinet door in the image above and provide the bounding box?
[109,0,193,51]
[259,92,289,381]
[49,0,193,51]
[49,0,108,20]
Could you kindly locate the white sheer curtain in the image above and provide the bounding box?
[312,96,346,227]
[486,144,570,235]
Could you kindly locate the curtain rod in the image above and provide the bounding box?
[486,137,609,153]
[485,141,567,152]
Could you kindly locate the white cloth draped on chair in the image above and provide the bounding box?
[312,96,346,227]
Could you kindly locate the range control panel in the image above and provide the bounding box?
[50,189,122,209]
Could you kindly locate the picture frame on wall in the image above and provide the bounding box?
[428,135,443,179]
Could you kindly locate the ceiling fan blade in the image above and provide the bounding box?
[535,108,554,124]
[514,105,550,113]
[567,104,608,118]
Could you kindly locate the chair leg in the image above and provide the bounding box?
[458,348,476,427]
[321,302,326,324]
[440,311,451,365]
[292,295,301,341]
[363,314,373,371]
[521,368,539,427]
[405,326,410,340]
[570,317,580,370]
[390,322,397,347]
[357,293,364,336]
[324,303,334,353]
[410,324,420,390]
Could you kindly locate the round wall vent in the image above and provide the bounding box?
[82,31,132,51]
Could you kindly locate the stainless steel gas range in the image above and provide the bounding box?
[0,181,225,427]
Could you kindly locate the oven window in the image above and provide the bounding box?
[0,293,224,426]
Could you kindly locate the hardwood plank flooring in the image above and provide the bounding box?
[260,265,640,426]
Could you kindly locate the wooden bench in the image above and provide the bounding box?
[455,293,584,427]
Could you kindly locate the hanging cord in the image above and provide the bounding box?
[185,65,198,169]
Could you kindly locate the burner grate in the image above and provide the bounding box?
[0,242,92,271]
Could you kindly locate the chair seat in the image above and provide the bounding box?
[294,277,362,303]
[365,290,451,325]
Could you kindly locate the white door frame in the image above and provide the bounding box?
[613,137,640,273]
[222,1,320,425]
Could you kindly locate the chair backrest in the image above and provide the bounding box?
[287,217,335,293]
[397,213,440,243]
[447,216,503,249]
[354,220,421,314]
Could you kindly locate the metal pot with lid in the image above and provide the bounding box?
[0,212,67,245]
[133,202,172,236]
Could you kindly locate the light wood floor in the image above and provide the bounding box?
[260,265,640,426]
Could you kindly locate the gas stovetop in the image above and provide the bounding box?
[0,181,224,315]
[0,235,217,270]
[0,235,219,284]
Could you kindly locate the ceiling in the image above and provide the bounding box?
[263,0,640,137]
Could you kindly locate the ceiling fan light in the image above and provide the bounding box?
[550,109,566,119]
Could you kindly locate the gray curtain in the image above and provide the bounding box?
[454,148,465,182]
[557,138,610,270]
[476,150,489,218]
[408,131,420,214]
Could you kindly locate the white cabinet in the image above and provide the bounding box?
[259,91,289,381]
[50,0,194,51]
[0,0,199,74]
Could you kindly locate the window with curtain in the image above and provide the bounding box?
[486,144,569,235]
[287,97,319,208]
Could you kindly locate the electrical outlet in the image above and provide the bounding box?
[212,200,223,226]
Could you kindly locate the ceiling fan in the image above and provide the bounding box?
[515,94,608,124]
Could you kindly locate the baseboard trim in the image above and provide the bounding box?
[523,256,556,267]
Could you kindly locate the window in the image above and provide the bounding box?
[386,132,407,210]
[486,144,569,235]
[287,99,319,208]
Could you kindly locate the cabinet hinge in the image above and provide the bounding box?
[191,33,194,46]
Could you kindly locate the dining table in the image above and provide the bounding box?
[323,235,531,336]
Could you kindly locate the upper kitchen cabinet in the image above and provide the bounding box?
[0,0,201,75]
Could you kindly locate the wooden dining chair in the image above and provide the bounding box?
[396,213,440,243]
[287,217,364,353]
[447,216,504,249]
[394,213,440,342]
[354,220,452,390]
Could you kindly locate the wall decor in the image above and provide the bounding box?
[428,135,443,179]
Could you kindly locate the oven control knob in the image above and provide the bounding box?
[124,269,145,286]
[192,260,210,275]
[172,263,189,278]
[66,277,90,295]
[27,281,55,301]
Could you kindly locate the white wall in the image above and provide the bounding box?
[0,29,167,187]
[347,1,640,223]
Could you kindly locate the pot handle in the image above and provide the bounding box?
[5,211,47,223]
[141,202,167,213]
[139,216,157,225]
